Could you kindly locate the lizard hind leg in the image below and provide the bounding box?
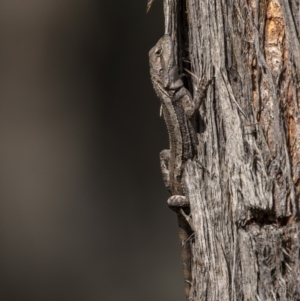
[168,196,194,230]
[167,195,190,208]
[159,149,171,190]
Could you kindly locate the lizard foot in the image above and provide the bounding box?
[167,195,189,208]
[180,209,194,231]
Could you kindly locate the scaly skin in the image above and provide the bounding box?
[149,34,211,300]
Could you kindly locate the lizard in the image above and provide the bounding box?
[149,34,212,300]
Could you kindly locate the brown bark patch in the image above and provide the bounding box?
[264,0,285,74]
[284,80,300,199]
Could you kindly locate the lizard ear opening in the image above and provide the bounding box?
[155,48,162,56]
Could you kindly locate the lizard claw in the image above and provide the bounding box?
[180,209,195,231]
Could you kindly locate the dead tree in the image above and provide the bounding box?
[150,0,300,300]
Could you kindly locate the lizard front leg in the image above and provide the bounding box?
[182,77,213,118]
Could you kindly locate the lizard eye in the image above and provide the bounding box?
[159,69,164,75]
[155,48,162,56]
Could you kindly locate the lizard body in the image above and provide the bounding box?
[149,34,211,300]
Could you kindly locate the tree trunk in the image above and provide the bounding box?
[162,0,300,300]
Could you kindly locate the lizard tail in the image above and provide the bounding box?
[177,214,193,301]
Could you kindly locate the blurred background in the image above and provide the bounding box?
[0,1,185,301]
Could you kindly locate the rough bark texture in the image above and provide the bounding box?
[165,0,300,300]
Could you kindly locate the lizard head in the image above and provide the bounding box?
[149,35,183,92]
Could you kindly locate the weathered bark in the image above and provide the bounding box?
[164,0,300,300]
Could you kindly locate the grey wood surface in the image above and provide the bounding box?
[159,0,300,300]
